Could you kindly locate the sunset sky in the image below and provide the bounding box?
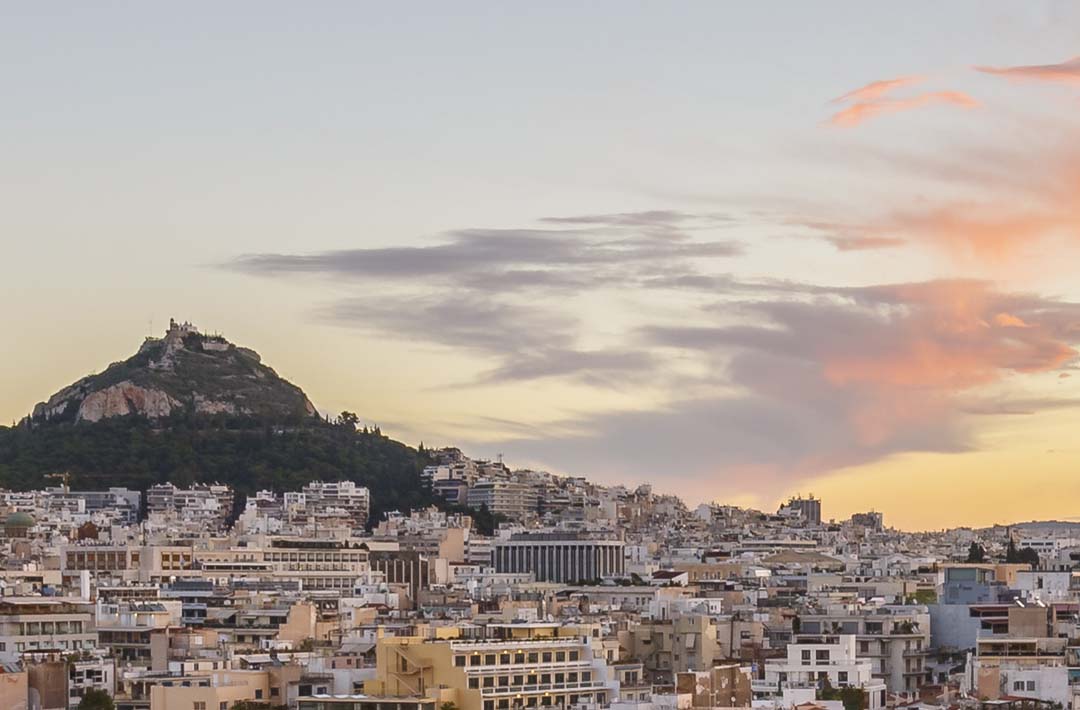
[4,3,1080,530]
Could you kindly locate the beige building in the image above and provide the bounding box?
[0,598,97,664]
[148,670,271,710]
[620,615,722,686]
[365,623,620,710]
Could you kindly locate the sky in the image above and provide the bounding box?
[3,2,1080,530]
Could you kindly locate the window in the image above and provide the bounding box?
[468,678,479,689]
[255,690,263,700]
[528,652,539,663]
[541,674,551,684]
[515,653,525,664]
[542,652,552,663]
[568,651,579,662]
[801,650,812,665]
[1014,682,1024,691]
[220,703,227,710]
[500,653,511,664]
[470,655,481,667]
[455,656,466,667]
[838,672,848,684]
[485,654,496,666]
[556,652,566,662]
[1027,681,1036,691]
[816,650,830,662]
[194,703,206,710]
[483,677,494,688]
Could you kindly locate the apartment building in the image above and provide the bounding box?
[759,634,887,710]
[620,614,721,686]
[799,607,931,692]
[467,481,538,520]
[146,484,234,530]
[364,623,619,710]
[296,481,371,531]
[95,601,180,667]
[0,598,97,664]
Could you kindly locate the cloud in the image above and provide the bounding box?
[486,279,1080,498]
[230,221,741,286]
[228,211,743,387]
[975,56,1080,84]
[228,209,1080,502]
[831,75,924,104]
[829,91,980,127]
[784,127,1080,260]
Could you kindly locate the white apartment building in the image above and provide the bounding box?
[299,481,371,530]
[467,480,538,519]
[759,634,887,710]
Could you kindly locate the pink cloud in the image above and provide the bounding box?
[975,56,1080,84]
[829,91,980,127]
[831,75,924,104]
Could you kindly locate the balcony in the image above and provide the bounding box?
[483,680,610,696]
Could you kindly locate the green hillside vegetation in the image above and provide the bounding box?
[0,413,436,527]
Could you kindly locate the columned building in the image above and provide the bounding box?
[494,532,624,583]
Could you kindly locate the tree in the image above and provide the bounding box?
[78,689,115,710]
[819,677,866,710]
[336,411,360,430]
[1004,538,1039,566]
[966,542,986,563]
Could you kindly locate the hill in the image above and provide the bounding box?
[30,319,316,425]
[0,320,456,528]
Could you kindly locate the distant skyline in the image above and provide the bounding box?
[4,3,1080,530]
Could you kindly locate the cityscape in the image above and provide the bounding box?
[1,445,1078,710]
[5,5,1080,710]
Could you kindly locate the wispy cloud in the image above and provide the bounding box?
[231,220,740,284]
[227,211,739,387]
[829,91,980,127]
[976,55,1080,84]
[830,75,924,104]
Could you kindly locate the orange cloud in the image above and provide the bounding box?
[829,91,980,127]
[796,139,1080,261]
[831,75,924,104]
[975,56,1080,84]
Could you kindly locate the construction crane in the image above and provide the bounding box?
[45,472,71,492]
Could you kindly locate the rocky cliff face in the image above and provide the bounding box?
[31,319,317,424]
